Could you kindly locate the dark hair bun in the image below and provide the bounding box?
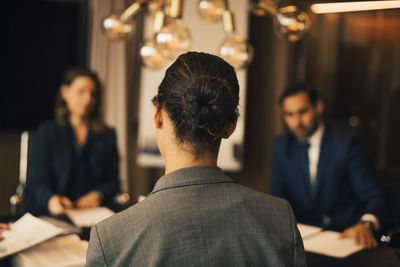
[182,76,236,137]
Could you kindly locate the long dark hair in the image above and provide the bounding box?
[55,67,109,134]
[152,52,239,157]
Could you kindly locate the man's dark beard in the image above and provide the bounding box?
[304,118,320,138]
[288,117,320,140]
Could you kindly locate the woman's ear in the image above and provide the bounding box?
[153,105,163,129]
[223,120,237,139]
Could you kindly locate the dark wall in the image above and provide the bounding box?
[1,0,88,131]
[303,11,400,173]
[0,133,20,217]
[303,12,400,230]
[0,0,89,216]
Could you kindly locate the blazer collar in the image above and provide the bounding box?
[150,166,234,195]
[54,122,73,191]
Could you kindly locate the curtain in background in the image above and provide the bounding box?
[89,0,128,192]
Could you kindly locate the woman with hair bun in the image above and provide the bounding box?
[86,52,306,267]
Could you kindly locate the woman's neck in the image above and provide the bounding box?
[69,115,89,146]
[69,115,87,128]
[156,108,219,175]
[164,146,218,175]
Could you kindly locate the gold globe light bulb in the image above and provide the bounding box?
[140,38,169,69]
[218,33,253,70]
[102,12,136,41]
[250,0,279,17]
[197,0,225,23]
[155,19,192,60]
[218,9,253,70]
[273,5,311,42]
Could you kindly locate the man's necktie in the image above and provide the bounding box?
[299,141,316,197]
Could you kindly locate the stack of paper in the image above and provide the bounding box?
[12,234,88,267]
[40,216,81,236]
[297,223,322,238]
[66,207,115,227]
[0,213,63,259]
[297,223,364,258]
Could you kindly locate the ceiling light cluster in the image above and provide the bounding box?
[102,0,400,69]
[102,0,253,70]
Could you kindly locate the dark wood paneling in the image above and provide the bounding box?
[0,132,20,217]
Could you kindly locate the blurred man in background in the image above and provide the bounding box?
[270,83,384,249]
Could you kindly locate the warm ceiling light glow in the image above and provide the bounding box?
[311,1,400,14]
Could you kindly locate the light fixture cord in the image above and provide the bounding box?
[224,0,230,11]
[222,0,234,33]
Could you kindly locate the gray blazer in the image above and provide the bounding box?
[86,166,306,267]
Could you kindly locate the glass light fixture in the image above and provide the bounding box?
[250,0,311,42]
[218,9,253,70]
[148,0,170,15]
[155,19,192,59]
[218,33,253,70]
[250,0,278,17]
[197,0,225,23]
[139,38,169,69]
[102,0,256,69]
[102,13,136,41]
[273,5,311,42]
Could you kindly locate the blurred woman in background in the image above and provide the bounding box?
[25,67,120,216]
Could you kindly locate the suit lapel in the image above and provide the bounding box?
[57,123,73,191]
[314,127,330,201]
[290,139,313,206]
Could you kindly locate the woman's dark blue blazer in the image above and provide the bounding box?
[25,120,120,215]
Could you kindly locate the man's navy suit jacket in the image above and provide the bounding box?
[271,125,384,231]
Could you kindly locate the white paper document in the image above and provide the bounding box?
[0,213,63,259]
[40,216,81,236]
[12,234,88,267]
[302,230,364,258]
[66,207,115,227]
[297,223,322,238]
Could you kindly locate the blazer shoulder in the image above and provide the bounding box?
[34,119,64,139]
[325,124,352,137]
[272,133,295,157]
[273,133,293,147]
[232,183,294,214]
[262,192,294,210]
[324,125,359,147]
[36,119,59,131]
[96,202,145,232]
[252,191,299,229]
[105,127,117,138]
